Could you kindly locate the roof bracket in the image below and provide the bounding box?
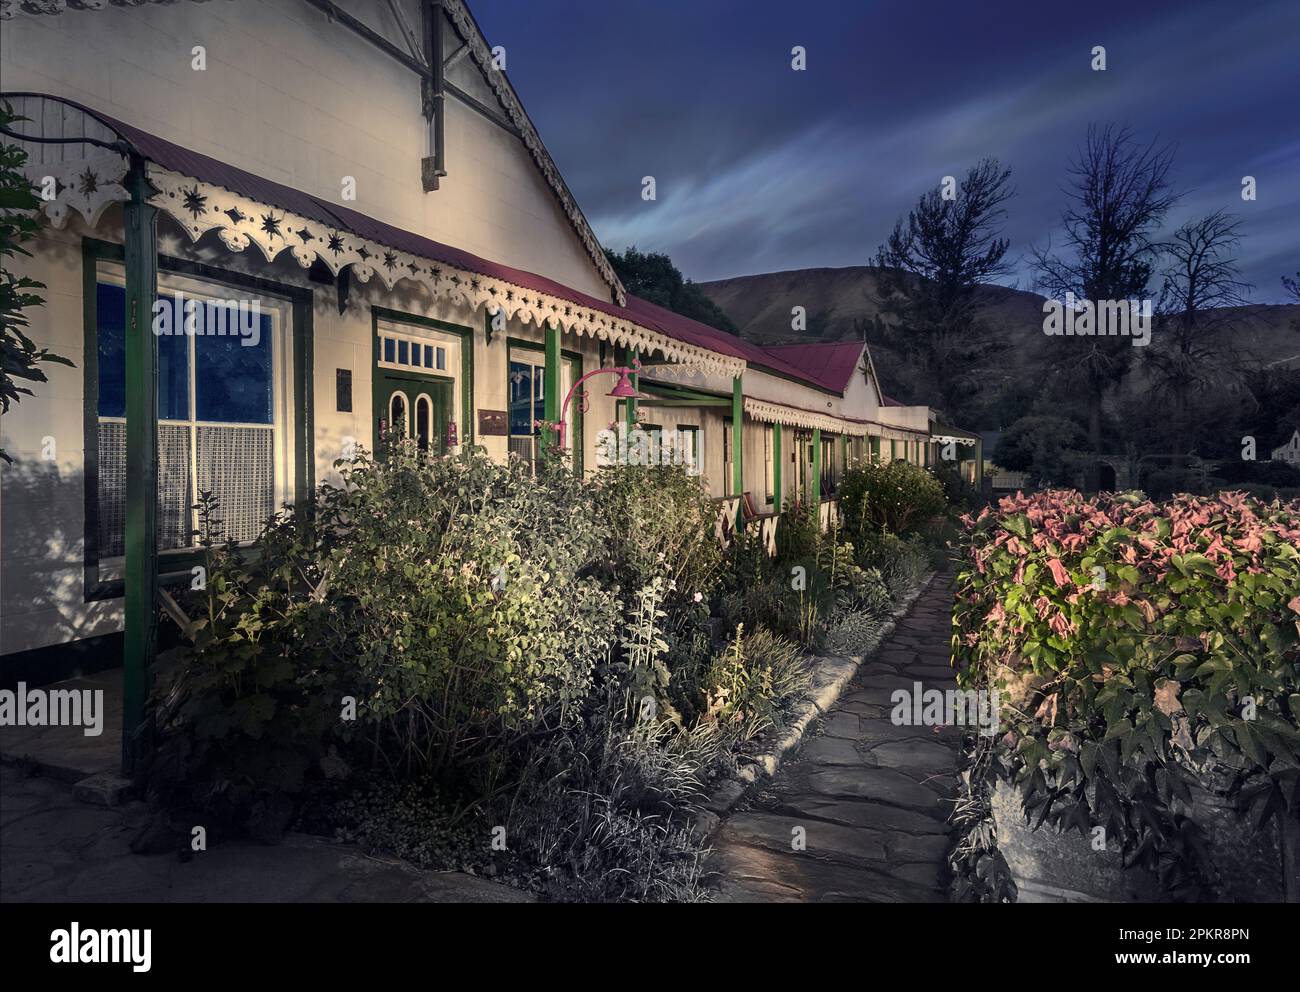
[444,43,471,70]
[387,0,427,66]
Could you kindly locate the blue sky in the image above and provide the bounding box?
[472,0,1300,302]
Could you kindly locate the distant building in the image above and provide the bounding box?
[1271,429,1300,465]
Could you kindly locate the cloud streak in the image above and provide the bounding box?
[475,0,1300,301]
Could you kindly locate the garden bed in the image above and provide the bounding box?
[140,444,955,901]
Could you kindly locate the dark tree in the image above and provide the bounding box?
[871,158,1015,418]
[1144,210,1252,448]
[1,103,72,464]
[1283,272,1300,303]
[1031,124,1179,488]
[993,414,1091,485]
[603,246,739,334]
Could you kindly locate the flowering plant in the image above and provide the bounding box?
[954,489,1300,896]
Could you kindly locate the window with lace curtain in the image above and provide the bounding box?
[91,263,295,557]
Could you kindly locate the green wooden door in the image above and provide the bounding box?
[376,369,452,455]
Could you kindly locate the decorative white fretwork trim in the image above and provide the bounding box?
[145,167,745,377]
[743,398,871,437]
[931,434,979,447]
[20,152,130,229]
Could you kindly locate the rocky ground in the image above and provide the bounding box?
[0,764,531,903]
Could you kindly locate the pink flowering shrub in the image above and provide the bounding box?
[954,489,1300,896]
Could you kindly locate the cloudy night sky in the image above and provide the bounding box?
[472,0,1300,303]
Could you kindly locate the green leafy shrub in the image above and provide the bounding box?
[591,462,722,615]
[775,499,821,562]
[702,627,812,744]
[848,565,894,617]
[840,460,948,540]
[817,533,891,613]
[953,489,1300,897]
[591,463,724,713]
[720,569,832,652]
[156,444,620,815]
[306,443,619,778]
[502,571,714,902]
[148,491,350,825]
[720,525,775,596]
[858,530,933,599]
[932,458,980,511]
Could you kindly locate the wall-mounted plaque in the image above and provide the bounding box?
[478,409,508,436]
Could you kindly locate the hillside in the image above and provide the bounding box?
[699,266,1300,408]
[699,266,1044,346]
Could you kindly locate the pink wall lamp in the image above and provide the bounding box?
[555,367,640,447]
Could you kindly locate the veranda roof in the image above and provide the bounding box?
[5,92,746,377]
[623,295,831,384]
[5,92,920,410]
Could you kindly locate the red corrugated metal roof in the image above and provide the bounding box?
[763,341,865,392]
[622,295,823,384]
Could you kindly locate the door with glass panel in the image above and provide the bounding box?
[792,431,813,503]
[508,349,579,475]
[376,368,451,456]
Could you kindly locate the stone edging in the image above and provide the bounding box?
[692,570,938,840]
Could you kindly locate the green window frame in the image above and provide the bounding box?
[676,424,701,477]
[820,434,835,494]
[80,237,314,603]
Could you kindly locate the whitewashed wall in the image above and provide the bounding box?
[0,0,613,300]
[0,205,616,657]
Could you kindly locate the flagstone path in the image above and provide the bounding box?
[708,570,962,902]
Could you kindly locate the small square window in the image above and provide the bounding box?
[383,338,395,363]
[436,347,446,371]
[424,344,434,368]
[398,340,409,365]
